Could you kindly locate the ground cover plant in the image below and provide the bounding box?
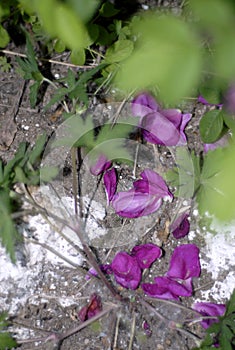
[0,0,235,349]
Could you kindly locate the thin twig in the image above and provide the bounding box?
[113,313,121,349]
[128,312,136,350]
[0,49,96,69]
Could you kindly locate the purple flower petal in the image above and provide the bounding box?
[204,133,230,153]
[132,92,159,118]
[170,212,190,239]
[85,264,113,280]
[104,168,117,202]
[112,190,163,218]
[192,302,226,329]
[142,276,193,301]
[111,252,142,290]
[112,169,172,218]
[167,244,201,280]
[90,154,112,176]
[131,243,162,269]
[198,95,223,108]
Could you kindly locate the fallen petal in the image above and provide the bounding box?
[170,212,190,239]
[167,244,201,280]
[131,243,162,269]
[132,92,159,118]
[90,154,112,176]
[104,168,117,202]
[192,302,226,329]
[111,251,142,289]
[78,293,102,321]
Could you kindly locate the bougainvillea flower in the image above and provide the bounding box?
[142,276,193,301]
[90,154,112,176]
[78,293,102,322]
[131,92,191,146]
[131,243,162,269]
[167,244,200,280]
[192,302,226,329]
[104,167,117,202]
[111,251,142,290]
[112,169,173,218]
[170,212,190,239]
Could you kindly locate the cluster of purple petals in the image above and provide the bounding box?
[87,243,162,290]
[141,244,201,300]
[90,154,173,218]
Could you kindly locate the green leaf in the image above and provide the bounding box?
[0,333,17,350]
[29,81,40,107]
[28,133,47,164]
[99,2,120,17]
[67,0,100,22]
[104,39,134,63]
[199,110,224,143]
[70,48,86,65]
[115,14,202,104]
[0,189,19,262]
[54,3,89,50]
[0,24,10,48]
[54,39,66,53]
[40,166,59,182]
[225,288,235,316]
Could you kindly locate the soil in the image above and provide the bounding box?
[0,1,235,350]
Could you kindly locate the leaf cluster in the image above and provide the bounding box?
[0,312,17,350]
[193,289,235,350]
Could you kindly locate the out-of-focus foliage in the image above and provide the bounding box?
[0,312,17,350]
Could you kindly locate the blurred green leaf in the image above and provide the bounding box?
[70,48,86,65]
[0,189,19,262]
[67,0,100,22]
[54,38,66,53]
[104,39,134,63]
[115,14,202,104]
[0,333,17,350]
[0,24,10,48]
[99,2,120,17]
[199,110,224,143]
[29,81,40,107]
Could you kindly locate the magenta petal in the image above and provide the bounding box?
[112,190,162,218]
[167,244,201,280]
[111,252,142,290]
[192,302,226,329]
[132,92,159,118]
[204,133,230,153]
[104,168,117,202]
[131,243,162,269]
[141,112,181,146]
[170,212,190,239]
[90,154,112,176]
[139,169,173,199]
[178,113,192,145]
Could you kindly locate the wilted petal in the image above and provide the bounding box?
[132,92,159,118]
[78,293,102,321]
[167,244,200,280]
[170,212,190,239]
[111,251,142,290]
[131,243,162,269]
[90,154,112,176]
[142,276,192,301]
[193,302,226,329]
[104,168,117,202]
